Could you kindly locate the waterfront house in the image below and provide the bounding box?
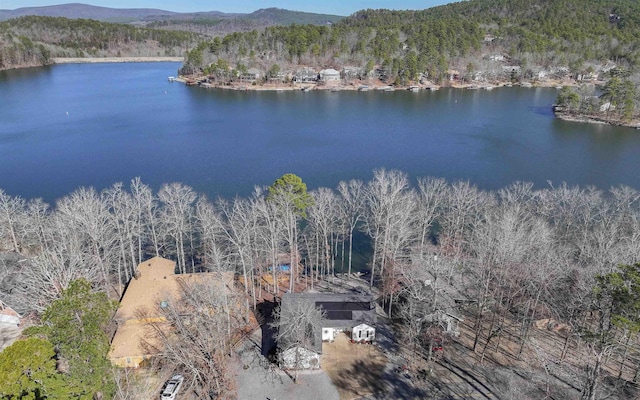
[293,67,318,82]
[319,68,341,82]
[109,257,246,368]
[278,293,376,370]
[240,68,261,82]
[343,66,364,80]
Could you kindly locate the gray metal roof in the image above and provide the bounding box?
[279,293,376,354]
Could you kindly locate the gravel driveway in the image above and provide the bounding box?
[234,328,339,400]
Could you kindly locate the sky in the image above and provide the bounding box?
[0,1,456,16]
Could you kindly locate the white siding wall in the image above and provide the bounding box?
[322,327,335,341]
[352,323,375,342]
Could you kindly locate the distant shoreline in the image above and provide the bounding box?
[52,57,183,64]
[553,107,640,129]
[174,75,577,93]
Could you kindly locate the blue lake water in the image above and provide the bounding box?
[1,62,640,203]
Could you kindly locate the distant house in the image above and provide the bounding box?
[577,72,597,81]
[319,68,341,82]
[502,65,521,75]
[293,67,318,82]
[278,293,376,370]
[240,67,261,82]
[342,66,363,80]
[108,257,247,368]
[487,54,506,62]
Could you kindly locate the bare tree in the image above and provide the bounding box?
[158,183,197,274]
[104,182,142,294]
[149,275,248,399]
[273,296,325,382]
[214,197,259,302]
[0,189,26,253]
[24,198,52,254]
[194,197,229,272]
[54,187,117,291]
[337,179,366,278]
[130,177,160,258]
[307,187,340,280]
[251,187,284,295]
[415,177,447,260]
[363,169,412,287]
[17,249,102,312]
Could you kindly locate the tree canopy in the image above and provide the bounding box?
[27,279,117,399]
[0,337,61,400]
[267,173,314,218]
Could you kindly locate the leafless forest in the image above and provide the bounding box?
[2,169,640,398]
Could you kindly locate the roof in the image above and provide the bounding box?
[0,300,21,326]
[0,300,21,319]
[320,68,340,75]
[114,256,178,322]
[109,257,240,366]
[280,293,376,353]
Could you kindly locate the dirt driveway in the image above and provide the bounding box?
[321,333,388,399]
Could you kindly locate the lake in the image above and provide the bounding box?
[1,62,640,204]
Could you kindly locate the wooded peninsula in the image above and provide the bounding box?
[5,0,639,126]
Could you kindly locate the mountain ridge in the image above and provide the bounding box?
[0,3,344,23]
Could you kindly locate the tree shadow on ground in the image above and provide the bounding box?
[333,359,428,399]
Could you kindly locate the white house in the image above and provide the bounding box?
[319,68,341,81]
[278,293,376,369]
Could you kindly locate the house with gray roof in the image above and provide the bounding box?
[278,293,376,369]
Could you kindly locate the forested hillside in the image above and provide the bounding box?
[3,171,640,397]
[182,0,640,85]
[146,8,342,36]
[0,16,203,70]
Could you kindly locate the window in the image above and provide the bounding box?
[359,330,362,338]
[366,330,370,338]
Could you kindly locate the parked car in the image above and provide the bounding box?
[161,374,184,399]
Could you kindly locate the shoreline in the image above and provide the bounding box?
[553,108,640,129]
[52,57,183,64]
[175,76,579,93]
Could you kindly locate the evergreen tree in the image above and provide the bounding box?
[27,279,117,400]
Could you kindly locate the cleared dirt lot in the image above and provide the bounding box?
[321,333,388,399]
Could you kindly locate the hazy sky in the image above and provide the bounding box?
[0,1,457,16]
